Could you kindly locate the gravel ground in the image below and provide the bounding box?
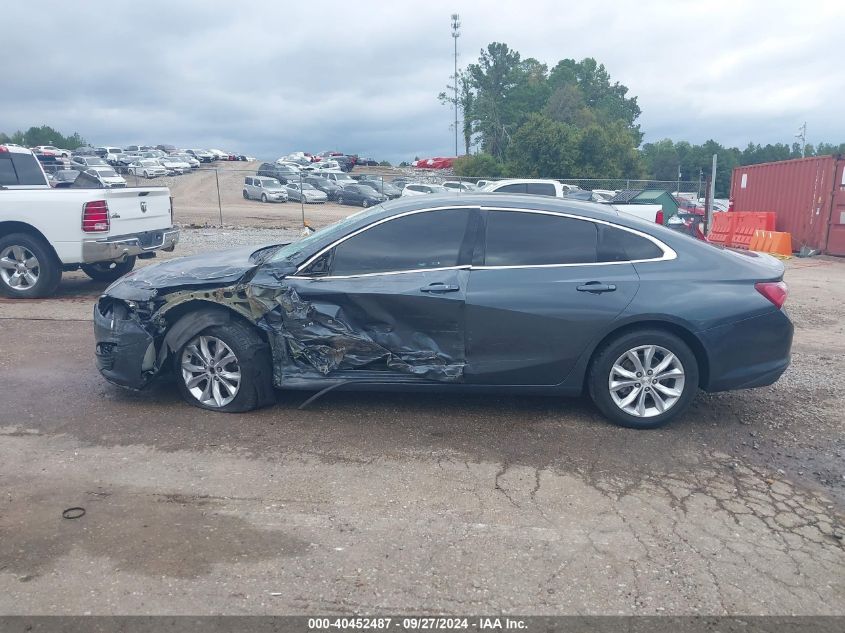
[175,226,304,255]
[0,230,842,614]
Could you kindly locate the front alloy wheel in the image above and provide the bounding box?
[180,335,241,408]
[609,345,685,418]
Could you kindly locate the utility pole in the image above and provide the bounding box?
[451,13,460,157]
[795,121,807,158]
[706,153,718,234]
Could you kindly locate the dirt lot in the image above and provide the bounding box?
[0,230,843,615]
[132,160,406,229]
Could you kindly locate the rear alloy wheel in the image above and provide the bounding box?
[588,329,698,429]
[175,322,274,412]
[362,199,370,208]
[336,196,343,205]
[143,170,149,179]
[81,256,136,282]
[261,193,268,203]
[0,233,61,298]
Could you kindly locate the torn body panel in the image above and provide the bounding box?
[94,247,467,390]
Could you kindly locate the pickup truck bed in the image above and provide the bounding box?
[1,184,178,297]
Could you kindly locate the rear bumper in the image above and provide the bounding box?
[699,309,794,392]
[82,227,180,263]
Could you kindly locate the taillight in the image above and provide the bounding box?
[82,200,110,232]
[755,281,788,308]
[728,199,734,212]
[655,210,664,225]
[0,146,8,153]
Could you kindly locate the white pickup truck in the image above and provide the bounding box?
[0,144,179,298]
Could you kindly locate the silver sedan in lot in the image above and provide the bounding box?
[285,182,328,204]
[158,156,191,175]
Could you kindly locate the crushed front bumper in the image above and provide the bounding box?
[82,227,180,264]
[93,298,158,389]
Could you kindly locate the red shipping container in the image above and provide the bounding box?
[730,155,845,256]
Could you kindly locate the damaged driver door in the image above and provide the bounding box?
[283,207,479,382]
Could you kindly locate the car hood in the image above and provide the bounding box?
[104,244,291,301]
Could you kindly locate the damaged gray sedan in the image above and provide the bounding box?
[94,194,793,428]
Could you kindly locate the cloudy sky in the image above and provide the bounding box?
[3,0,842,162]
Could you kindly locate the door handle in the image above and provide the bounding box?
[420,282,460,293]
[576,282,617,294]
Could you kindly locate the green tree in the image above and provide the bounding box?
[0,125,87,149]
[577,120,644,178]
[452,153,504,178]
[506,114,579,177]
[548,57,642,142]
[438,69,475,155]
[465,42,525,160]
[542,84,597,128]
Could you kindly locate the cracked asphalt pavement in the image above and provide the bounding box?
[0,230,843,615]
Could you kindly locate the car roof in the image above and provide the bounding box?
[1,144,37,154]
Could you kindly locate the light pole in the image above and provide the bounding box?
[451,13,460,157]
[795,122,807,158]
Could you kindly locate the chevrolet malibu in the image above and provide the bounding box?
[93,195,793,429]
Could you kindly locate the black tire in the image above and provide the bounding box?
[362,199,369,208]
[0,232,62,299]
[81,256,137,282]
[588,328,699,429]
[174,321,274,413]
[242,190,249,199]
[261,193,268,203]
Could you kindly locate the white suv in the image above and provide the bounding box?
[480,179,578,198]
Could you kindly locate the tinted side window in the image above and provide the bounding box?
[597,224,664,262]
[0,155,17,185]
[484,211,597,266]
[331,209,472,276]
[526,182,556,196]
[496,183,526,193]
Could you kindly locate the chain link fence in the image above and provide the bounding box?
[41,158,706,230]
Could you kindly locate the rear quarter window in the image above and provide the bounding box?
[597,224,664,261]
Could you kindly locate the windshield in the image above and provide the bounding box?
[96,169,118,177]
[300,183,316,190]
[270,206,384,263]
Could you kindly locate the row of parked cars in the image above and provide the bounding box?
[247,162,489,208]
[28,144,251,189]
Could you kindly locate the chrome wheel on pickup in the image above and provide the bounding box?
[0,244,40,291]
[0,233,61,299]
